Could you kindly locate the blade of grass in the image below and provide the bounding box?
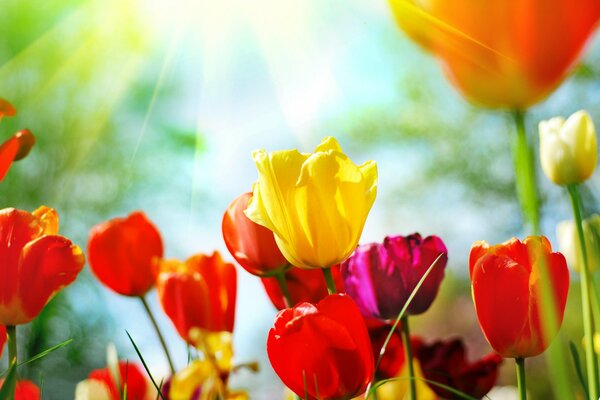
[0,360,18,400]
[569,341,589,397]
[18,339,73,367]
[125,330,166,400]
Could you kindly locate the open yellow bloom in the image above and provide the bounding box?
[245,136,377,269]
[539,110,597,185]
[557,214,600,273]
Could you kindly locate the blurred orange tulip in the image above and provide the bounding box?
[390,0,600,109]
[0,207,85,325]
[157,252,237,343]
[0,99,35,181]
[88,211,163,297]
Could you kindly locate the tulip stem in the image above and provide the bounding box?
[322,268,337,295]
[511,110,540,235]
[400,316,416,400]
[274,271,293,308]
[6,325,16,365]
[515,357,527,400]
[568,184,599,400]
[139,296,176,374]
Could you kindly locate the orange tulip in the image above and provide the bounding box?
[88,211,163,296]
[222,192,289,276]
[0,99,35,181]
[389,0,600,109]
[0,207,85,325]
[470,236,569,357]
[157,252,237,343]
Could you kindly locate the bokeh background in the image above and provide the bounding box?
[1,0,599,398]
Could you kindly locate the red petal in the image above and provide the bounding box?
[17,236,85,324]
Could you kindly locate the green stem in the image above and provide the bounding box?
[322,268,337,295]
[6,325,16,365]
[139,296,176,374]
[568,184,598,400]
[516,357,527,400]
[511,110,540,235]
[274,270,293,308]
[400,316,416,400]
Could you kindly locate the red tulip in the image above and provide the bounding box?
[0,207,85,325]
[157,252,236,342]
[223,192,289,276]
[261,265,344,310]
[15,381,40,400]
[470,236,569,357]
[267,294,374,399]
[390,0,600,109]
[415,337,502,399]
[0,99,35,181]
[88,361,149,400]
[88,211,163,296]
[365,319,405,380]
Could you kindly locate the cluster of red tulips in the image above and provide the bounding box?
[0,1,600,399]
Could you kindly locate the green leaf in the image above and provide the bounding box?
[0,361,18,400]
[569,341,589,397]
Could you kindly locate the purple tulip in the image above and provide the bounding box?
[341,233,448,320]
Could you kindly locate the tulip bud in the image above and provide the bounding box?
[539,110,597,185]
[557,214,600,273]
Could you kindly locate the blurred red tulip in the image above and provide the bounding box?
[415,337,502,399]
[365,319,405,380]
[157,252,236,342]
[470,236,569,357]
[261,264,344,310]
[0,98,35,181]
[222,192,289,276]
[88,361,149,400]
[267,294,373,400]
[88,211,163,296]
[390,0,600,109]
[15,380,40,400]
[0,207,85,325]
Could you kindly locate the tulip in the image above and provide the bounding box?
[0,207,85,325]
[470,236,569,358]
[157,252,237,342]
[389,0,600,109]
[245,136,377,269]
[414,337,503,399]
[88,211,163,297]
[16,381,40,400]
[267,294,373,399]
[77,361,149,400]
[342,233,448,320]
[0,99,35,181]
[261,265,344,310]
[223,192,290,277]
[557,214,600,273]
[539,110,597,186]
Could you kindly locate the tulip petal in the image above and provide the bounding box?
[0,209,47,312]
[471,254,530,357]
[17,236,85,324]
[0,137,19,181]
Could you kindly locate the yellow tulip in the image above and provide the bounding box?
[351,362,437,400]
[539,110,597,185]
[245,136,377,269]
[557,214,600,273]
